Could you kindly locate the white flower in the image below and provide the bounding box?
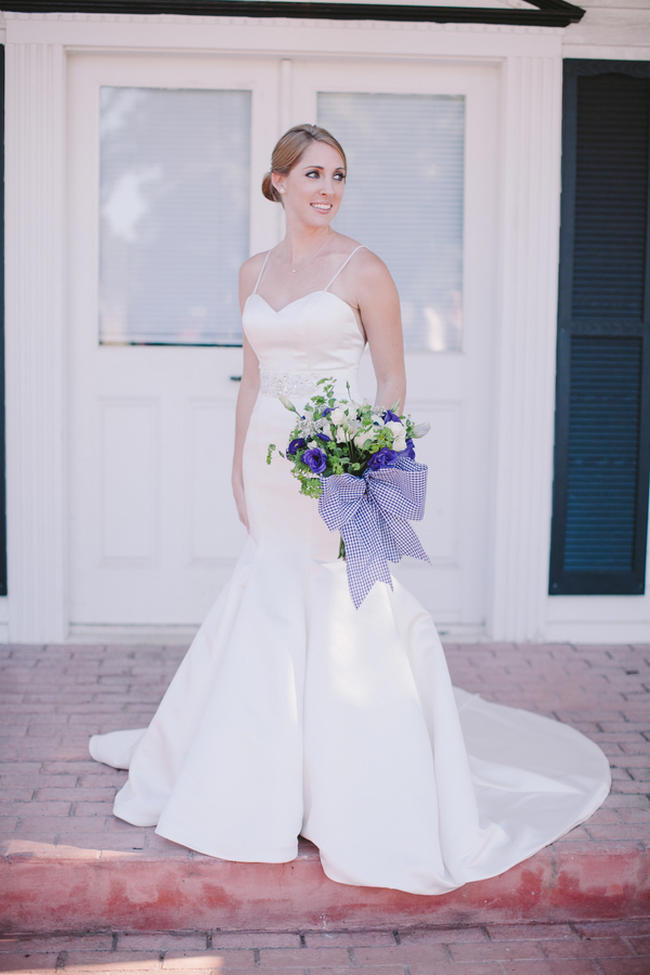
[412,421,431,438]
[393,433,407,452]
[354,431,371,450]
[385,420,404,438]
[335,425,349,442]
[330,407,346,425]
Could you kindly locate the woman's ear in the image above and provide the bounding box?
[272,173,286,196]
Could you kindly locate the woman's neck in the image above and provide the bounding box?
[280,224,332,270]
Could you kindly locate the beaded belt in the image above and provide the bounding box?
[259,369,351,399]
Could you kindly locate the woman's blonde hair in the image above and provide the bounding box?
[262,124,347,203]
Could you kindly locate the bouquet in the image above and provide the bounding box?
[267,378,431,607]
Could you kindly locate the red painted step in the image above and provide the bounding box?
[2,836,650,933]
[1,640,648,933]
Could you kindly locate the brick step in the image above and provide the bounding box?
[2,836,649,933]
[2,640,648,935]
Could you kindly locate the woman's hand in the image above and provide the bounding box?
[231,470,249,531]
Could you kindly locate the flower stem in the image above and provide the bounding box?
[338,536,346,560]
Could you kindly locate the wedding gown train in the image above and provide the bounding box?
[89,247,610,895]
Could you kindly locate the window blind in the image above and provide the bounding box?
[318,91,465,353]
[99,86,250,346]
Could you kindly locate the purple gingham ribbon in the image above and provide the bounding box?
[318,455,430,608]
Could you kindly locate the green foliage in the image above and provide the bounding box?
[267,376,429,499]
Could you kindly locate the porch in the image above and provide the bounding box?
[1,639,648,938]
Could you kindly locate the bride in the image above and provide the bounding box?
[90,123,610,896]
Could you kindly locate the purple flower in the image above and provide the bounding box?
[367,447,398,471]
[301,447,328,474]
[399,438,416,460]
[287,437,307,456]
[316,433,331,442]
[321,407,333,417]
[382,409,402,424]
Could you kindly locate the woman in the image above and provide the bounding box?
[90,124,610,895]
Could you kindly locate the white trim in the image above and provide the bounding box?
[487,50,564,641]
[4,11,563,55]
[66,619,493,645]
[544,494,650,638]
[562,45,650,59]
[5,39,69,642]
[68,623,198,645]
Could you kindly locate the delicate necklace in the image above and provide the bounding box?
[288,232,331,273]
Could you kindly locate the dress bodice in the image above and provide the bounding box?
[241,245,367,400]
[242,290,366,377]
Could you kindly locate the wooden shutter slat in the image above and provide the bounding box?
[549,61,650,596]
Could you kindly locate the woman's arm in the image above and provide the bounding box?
[356,251,406,412]
[231,258,263,530]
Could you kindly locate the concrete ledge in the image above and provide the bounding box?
[2,839,649,933]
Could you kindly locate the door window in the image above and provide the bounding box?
[99,87,251,346]
[318,92,465,352]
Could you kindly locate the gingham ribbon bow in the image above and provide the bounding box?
[318,456,430,608]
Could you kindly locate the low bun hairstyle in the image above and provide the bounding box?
[262,170,281,203]
[262,123,347,204]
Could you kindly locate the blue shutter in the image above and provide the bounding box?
[549,61,650,596]
[0,45,6,597]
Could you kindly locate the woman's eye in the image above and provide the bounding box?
[334,172,346,182]
[306,170,319,179]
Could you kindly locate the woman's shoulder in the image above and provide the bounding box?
[239,249,269,283]
[238,249,273,304]
[332,235,386,275]
[337,239,394,291]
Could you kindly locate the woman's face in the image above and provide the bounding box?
[274,141,346,227]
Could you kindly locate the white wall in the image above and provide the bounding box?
[0,5,647,643]
[563,0,650,59]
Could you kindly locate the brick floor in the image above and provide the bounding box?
[0,641,649,933]
[1,920,650,974]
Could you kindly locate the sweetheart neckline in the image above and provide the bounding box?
[245,290,354,316]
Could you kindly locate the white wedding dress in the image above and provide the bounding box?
[90,247,610,896]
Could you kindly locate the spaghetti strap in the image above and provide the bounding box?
[324,245,366,292]
[252,250,272,295]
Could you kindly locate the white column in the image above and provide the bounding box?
[487,52,563,641]
[5,39,68,641]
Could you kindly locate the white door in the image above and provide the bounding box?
[67,54,280,628]
[293,60,499,628]
[68,53,498,632]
